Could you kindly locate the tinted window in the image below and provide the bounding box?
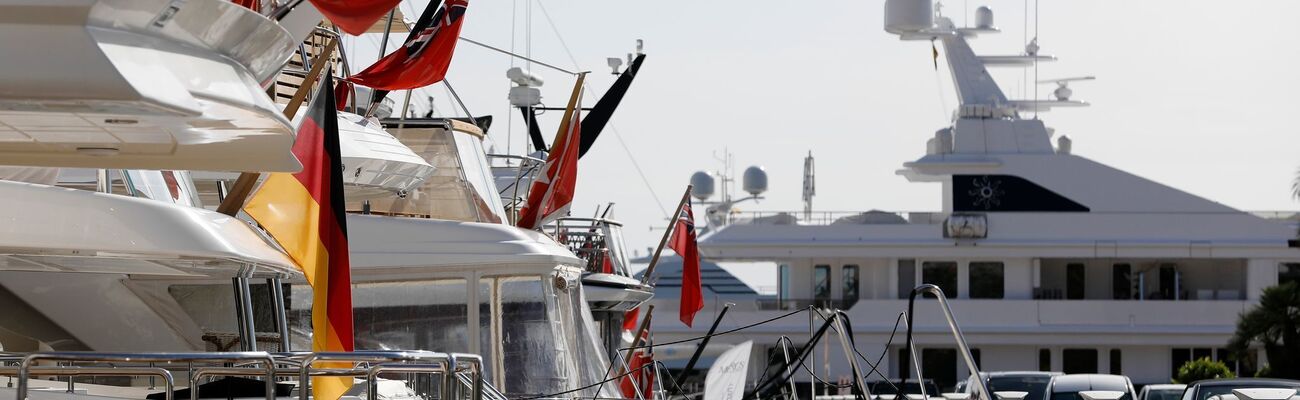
[814,265,831,301]
[1054,393,1131,400]
[1281,263,1300,286]
[970,262,1005,299]
[843,265,860,304]
[1062,349,1098,374]
[1145,389,1184,400]
[1067,263,1086,299]
[1194,382,1300,400]
[987,376,1053,400]
[922,261,958,298]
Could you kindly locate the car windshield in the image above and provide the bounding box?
[1052,392,1132,400]
[1196,383,1300,400]
[988,376,1054,400]
[1146,389,1185,400]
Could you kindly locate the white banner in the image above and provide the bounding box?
[704,341,753,400]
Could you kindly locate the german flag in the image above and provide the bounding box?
[244,70,354,400]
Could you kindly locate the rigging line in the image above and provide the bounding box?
[507,0,518,156]
[1023,0,1028,100]
[618,308,807,353]
[532,0,670,219]
[807,309,908,392]
[510,361,655,400]
[458,37,577,75]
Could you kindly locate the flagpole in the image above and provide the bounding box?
[598,305,653,400]
[639,185,692,285]
[218,36,338,217]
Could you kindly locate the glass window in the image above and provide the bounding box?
[1112,264,1132,300]
[898,259,916,299]
[970,262,1004,299]
[1280,263,1300,286]
[843,265,860,304]
[922,348,958,392]
[1039,349,1051,372]
[971,348,982,368]
[1110,349,1122,374]
[1171,348,1190,376]
[988,375,1053,400]
[1062,349,1098,374]
[1066,263,1086,300]
[922,261,958,298]
[898,348,911,380]
[779,264,791,303]
[814,265,831,302]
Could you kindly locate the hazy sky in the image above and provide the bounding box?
[344,1,1300,253]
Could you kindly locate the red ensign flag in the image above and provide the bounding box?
[346,0,468,90]
[669,197,703,327]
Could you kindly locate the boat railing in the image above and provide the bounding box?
[755,298,859,311]
[903,284,994,400]
[548,217,633,276]
[486,154,545,216]
[4,350,485,400]
[725,211,949,226]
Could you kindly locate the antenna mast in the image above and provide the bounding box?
[803,151,815,220]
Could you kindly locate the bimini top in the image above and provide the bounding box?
[346,214,583,279]
[0,180,298,278]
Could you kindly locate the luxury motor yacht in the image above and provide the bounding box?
[0,2,634,399]
[640,0,1300,391]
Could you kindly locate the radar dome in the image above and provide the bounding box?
[690,171,715,200]
[1057,135,1072,154]
[885,0,934,35]
[742,166,768,196]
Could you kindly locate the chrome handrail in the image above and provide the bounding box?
[17,352,276,400]
[0,366,173,400]
[297,351,454,400]
[905,284,993,400]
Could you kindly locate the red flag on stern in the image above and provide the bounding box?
[669,197,703,327]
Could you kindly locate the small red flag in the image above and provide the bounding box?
[517,92,581,230]
[669,198,703,327]
[346,0,468,91]
[619,331,655,400]
[310,0,402,36]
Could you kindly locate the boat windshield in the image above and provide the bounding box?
[292,271,615,399]
[987,376,1054,400]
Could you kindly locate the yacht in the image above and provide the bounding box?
[641,0,1300,392]
[0,2,636,399]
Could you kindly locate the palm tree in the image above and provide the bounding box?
[1228,282,1300,378]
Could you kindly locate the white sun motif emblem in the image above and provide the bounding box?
[968,176,1005,209]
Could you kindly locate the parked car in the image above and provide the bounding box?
[1138,384,1186,400]
[870,380,943,398]
[962,371,1064,400]
[1045,374,1137,400]
[1179,379,1300,400]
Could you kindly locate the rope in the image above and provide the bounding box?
[511,362,655,400]
[618,308,806,352]
[530,0,671,219]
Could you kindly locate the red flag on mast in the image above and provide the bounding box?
[346,0,468,91]
[669,197,703,327]
[517,76,584,230]
[309,0,402,36]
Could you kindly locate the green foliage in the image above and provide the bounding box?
[1228,282,1300,379]
[1174,357,1236,384]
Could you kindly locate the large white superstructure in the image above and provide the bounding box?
[642,0,1300,390]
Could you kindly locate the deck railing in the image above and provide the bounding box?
[1,350,487,400]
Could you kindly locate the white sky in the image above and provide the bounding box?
[345,1,1300,254]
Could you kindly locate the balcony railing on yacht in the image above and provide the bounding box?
[725,211,948,226]
[0,350,489,400]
